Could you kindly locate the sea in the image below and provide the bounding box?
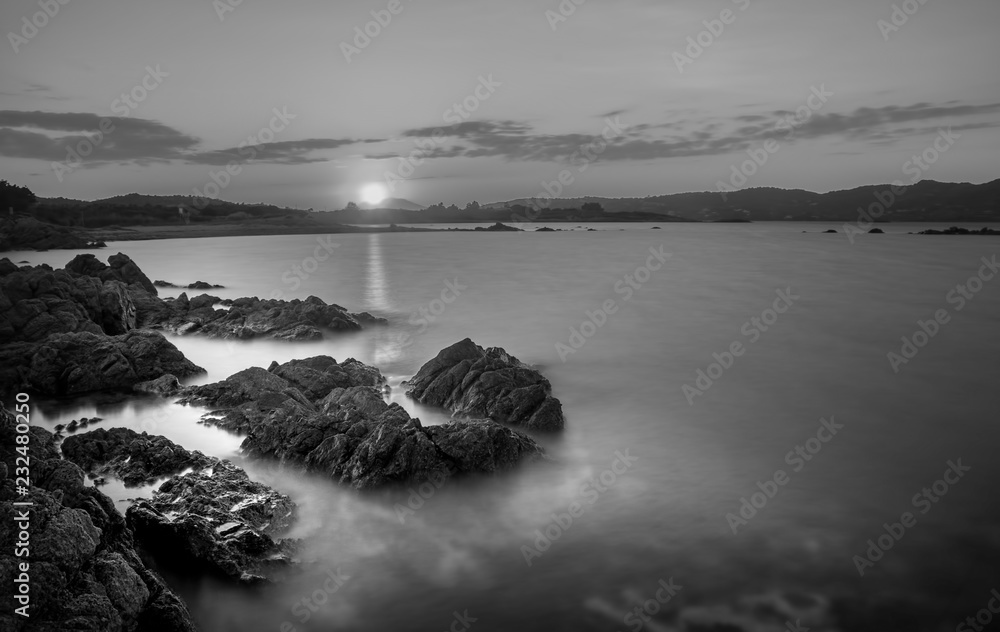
[9,222,1000,631]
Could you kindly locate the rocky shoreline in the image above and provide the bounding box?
[0,253,565,631]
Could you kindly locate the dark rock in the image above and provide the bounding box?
[133,374,182,396]
[0,402,198,632]
[269,355,385,400]
[141,294,387,341]
[124,457,299,583]
[0,216,95,252]
[406,338,566,431]
[187,293,221,311]
[181,356,547,490]
[918,226,1000,235]
[0,330,204,396]
[474,222,522,232]
[66,252,158,296]
[869,228,884,234]
[153,280,178,288]
[60,426,297,582]
[61,427,215,486]
[823,229,837,233]
[0,258,19,275]
[0,261,137,342]
[187,281,224,290]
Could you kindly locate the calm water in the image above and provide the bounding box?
[14,223,1000,631]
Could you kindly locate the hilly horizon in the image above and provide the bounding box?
[25,177,1000,224]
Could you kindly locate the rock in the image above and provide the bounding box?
[823,229,837,233]
[187,293,220,311]
[153,459,295,536]
[153,280,178,288]
[61,427,215,486]
[133,374,182,396]
[918,226,1000,235]
[535,226,555,232]
[140,294,387,341]
[869,228,884,234]
[66,252,158,296]
[0,261,137,342]
[93,553,150,626]
[0,216,97,252]
[124,457,299,583]
[187,281,224,290]
[181,356,547,490]
[3,256,383,346]
[272,323,323,340]
[0,330,204,396]
[0,258,19,275]
[0,402,198,632]
[60,426,297,582]
[406,338,566,431]
[474,222,522,231]
[269,355,385,400]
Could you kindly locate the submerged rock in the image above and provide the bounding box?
[406,338,566,431]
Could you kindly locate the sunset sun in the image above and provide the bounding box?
[360,182,387,206]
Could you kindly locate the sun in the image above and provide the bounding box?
[360,182,388,206]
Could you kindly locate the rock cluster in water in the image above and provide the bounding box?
[0,403,198,632]
[917,226,1000,235]
[0,253,568,629]
[137,294,385,341]
[0,253,393,394]
[171,353,549,490]
[60,428,297,583]
[406,338,566,431]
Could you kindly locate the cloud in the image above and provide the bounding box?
[0,110,377,167]
[0,83,71,102]
[0,110,199,164]
[3,100,998,170]
[185,138,383,166]
[366,100,1000,164]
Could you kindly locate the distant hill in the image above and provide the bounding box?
[486,179,1000,222]
[33,193,307,228]
[327,205,684,224]
[358,198,425,211]
[27,179,1000,226]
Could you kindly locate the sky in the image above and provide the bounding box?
[1,0,998,209]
